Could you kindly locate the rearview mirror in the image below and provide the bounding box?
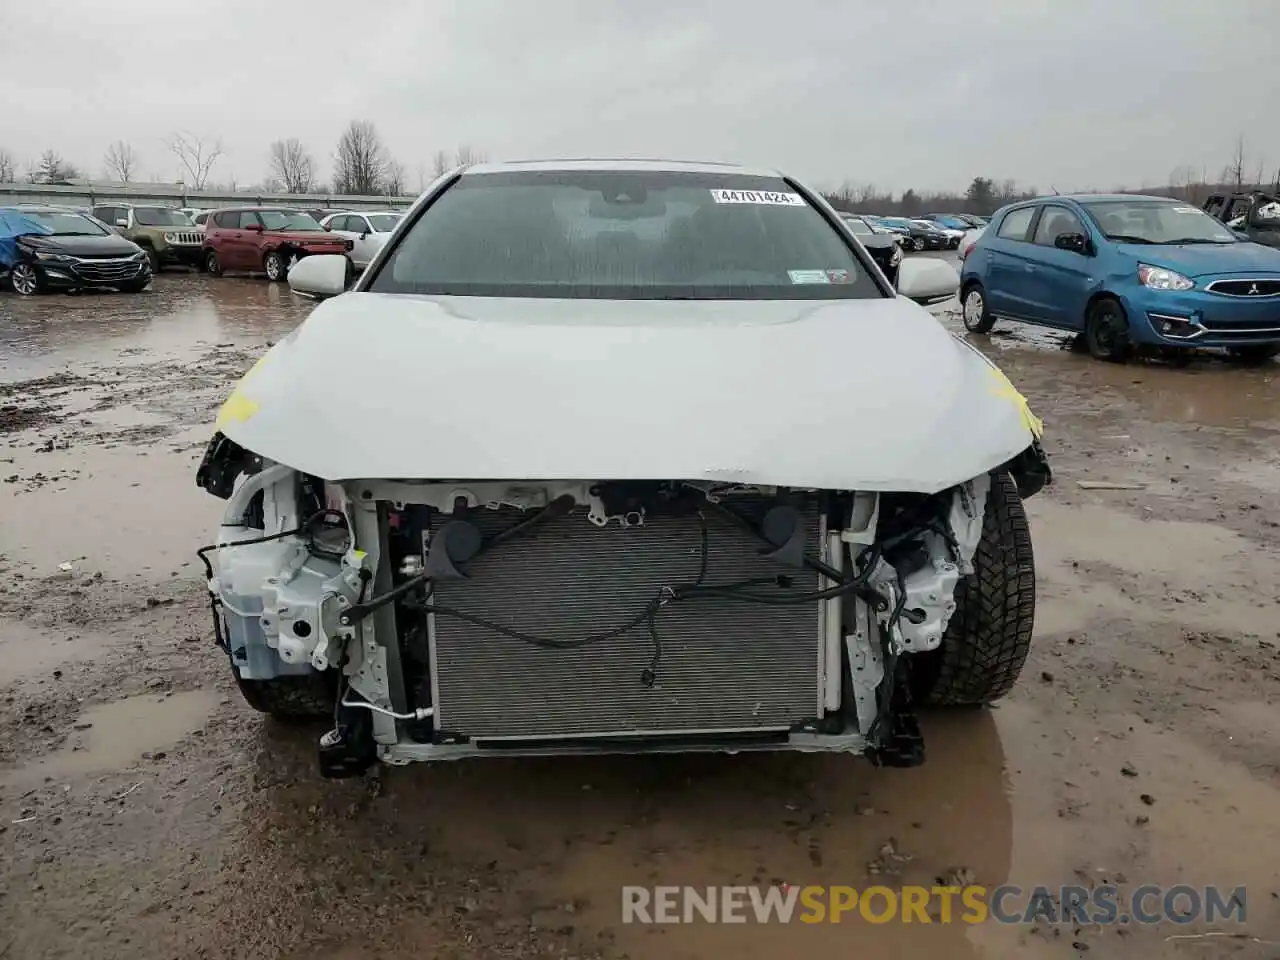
[1054,232,1088,253]
[895,257,960,305]
[288,254,349,300]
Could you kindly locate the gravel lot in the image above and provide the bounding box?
[2,264,1279,959]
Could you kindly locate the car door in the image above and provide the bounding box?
[1245,198,1280,249]
[1024,204,1094,329]
[226,211,262,269]
[95,206,123,234]
[983,206,1040,319]
[324,214,359,258]
[346,215,376,265]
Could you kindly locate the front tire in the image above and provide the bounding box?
[144,247,161,273]
[234,668,334,720]
[11,262,42,296]
[1085,296,1131,363]
[961,283,996,333]
[912,472,1035,706]
[912,237,925,252]
[204,250,221,276]
[263,250,288,282]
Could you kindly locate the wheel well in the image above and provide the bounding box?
[135,237,154,248]
[1084,291,1124,322]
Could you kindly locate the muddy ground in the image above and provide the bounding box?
[1,271,1278,959]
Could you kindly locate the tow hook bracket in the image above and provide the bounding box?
[318,705,378,779]
[866,676,926,768]
[867,708,925,768]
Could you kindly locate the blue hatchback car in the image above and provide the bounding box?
[959,195,1280,362]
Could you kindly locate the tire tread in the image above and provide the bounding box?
[922,472,1036,705]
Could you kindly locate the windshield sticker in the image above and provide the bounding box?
[711,189,806,206]
[825,269,853,284]
[788,269,831,284]
[1172,206,1199,214]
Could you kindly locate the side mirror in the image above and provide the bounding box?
[115,218,128,228]
[288,254,348,300]
[248,223,264,232]
[1054,232,1089,253]
[896,256,960,305]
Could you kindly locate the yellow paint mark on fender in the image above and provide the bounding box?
[214,352,270,430]
[987,366,1044,439]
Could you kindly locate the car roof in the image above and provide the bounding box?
[7,204,84,214]
[1047,194,1183,205]
[462,158,779,177]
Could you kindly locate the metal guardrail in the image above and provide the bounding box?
[0,181,415,211]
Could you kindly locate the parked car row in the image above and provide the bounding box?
[960,194,1280,364]
[842,213,989,252]
[1,201,408,293]
[1,205,152,295]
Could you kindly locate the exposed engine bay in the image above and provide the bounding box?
[196,432,1049,777]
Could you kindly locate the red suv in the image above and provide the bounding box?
[202,207,352,281]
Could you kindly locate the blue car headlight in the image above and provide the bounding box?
[1138,264,1194,291]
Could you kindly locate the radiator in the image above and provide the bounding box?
[426,503,824,741]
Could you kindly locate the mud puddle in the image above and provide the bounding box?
[8,689,217,785]
[0,620,117,686]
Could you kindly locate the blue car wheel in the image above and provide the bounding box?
[1085,297,1131,363]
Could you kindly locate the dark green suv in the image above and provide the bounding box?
[90,204,204,271]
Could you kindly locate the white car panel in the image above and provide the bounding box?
[214,293,1039,493]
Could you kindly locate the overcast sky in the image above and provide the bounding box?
[2,0,1276,195]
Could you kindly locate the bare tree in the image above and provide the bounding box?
[1223,134,1246,188]
[0,148,14,183]
[167,132,223,189]
[453,144,487,166]
[333,120,388,195]
[383,159,406,196]
[431,149,452,178]
[268,138,316,194]
[33,150,80,183]
[104,140,140,183]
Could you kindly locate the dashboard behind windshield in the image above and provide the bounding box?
[259,211,323,231]
[369,170,880,300]
[1082,201,1238,244]
[135,208,191,226]
[26,212,108,237]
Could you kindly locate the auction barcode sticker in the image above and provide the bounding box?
[710,189,806,206]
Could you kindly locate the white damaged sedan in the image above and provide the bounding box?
[196,159,1050,777]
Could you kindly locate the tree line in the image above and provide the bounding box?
[0,120,485,197]
[822,136,1279,218]
[3,129,1276,206]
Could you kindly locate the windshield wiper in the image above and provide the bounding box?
[1158,237,1230,245]
[1105,234,1154,244]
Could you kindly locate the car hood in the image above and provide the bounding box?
[1122,240,1280,278]
[21,233,140,257]
[268,231,345,243]
[213,294,1042,493]
[856,234,898,252]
